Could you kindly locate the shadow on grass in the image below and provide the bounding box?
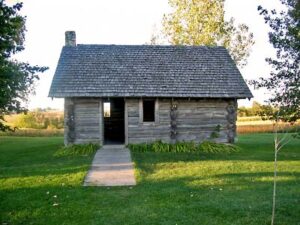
[0,164,90,179]
[0,171,299,225]
[135,171,300,189]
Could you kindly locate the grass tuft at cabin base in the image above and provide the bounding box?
[128,140,239,153]
[54,143,100,157]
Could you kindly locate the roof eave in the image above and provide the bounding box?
[48,93,253,99]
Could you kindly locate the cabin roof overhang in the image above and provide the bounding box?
[49,45,253,99]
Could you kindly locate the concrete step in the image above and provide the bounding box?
[84,145,136,186]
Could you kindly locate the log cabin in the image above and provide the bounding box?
[49,31,252,145]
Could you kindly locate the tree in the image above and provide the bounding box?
[251,101,262,115]
[0,1,47,131]
[253,1,300,224]
[159,0,254,67]
[254,0,299,123]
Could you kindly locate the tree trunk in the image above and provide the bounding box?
[271,145,278,225]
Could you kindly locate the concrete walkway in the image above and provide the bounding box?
[84,145,136,186]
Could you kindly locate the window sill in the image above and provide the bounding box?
[142,122,156,126]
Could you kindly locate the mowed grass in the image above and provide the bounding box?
[0,134,299,225]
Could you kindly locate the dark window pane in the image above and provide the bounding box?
[143,100,155,122]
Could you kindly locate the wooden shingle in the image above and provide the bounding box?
[49,45,252,98]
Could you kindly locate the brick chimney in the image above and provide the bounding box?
[65,31,76,46]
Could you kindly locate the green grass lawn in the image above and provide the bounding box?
[0,134,299,225]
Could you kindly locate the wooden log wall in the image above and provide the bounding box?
[64,98,102,145]
[126,98,236,144]
[63,97,237,145]
[175,99,231,143]
[126,98,171,144]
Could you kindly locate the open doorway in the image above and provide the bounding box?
[103,98,125,144]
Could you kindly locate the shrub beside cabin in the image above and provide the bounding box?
[49,31,252,145]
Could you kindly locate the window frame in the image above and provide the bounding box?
[143,99,155,122]
[139,98,159,125]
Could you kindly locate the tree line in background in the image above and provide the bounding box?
[4,109,64,130]
[238,101,274,118]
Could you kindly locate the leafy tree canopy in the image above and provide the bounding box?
[0,1,48,131]
[159,0,254,67]
[252,0,299,123]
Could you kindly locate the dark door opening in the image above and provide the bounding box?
[103,98,125,145]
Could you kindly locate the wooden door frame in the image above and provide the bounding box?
[102,98,126,145]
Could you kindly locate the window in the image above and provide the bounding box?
[104,102,111,117]
[143,99,155,122]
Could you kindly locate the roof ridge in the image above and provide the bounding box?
[76,44,226,48]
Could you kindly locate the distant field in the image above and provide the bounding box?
[0,128,64,137]
[237,123,299,134]
[237,116,265,122]
[237,117,299,134]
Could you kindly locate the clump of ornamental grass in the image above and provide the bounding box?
[198,141,240,153]
[128,141,197,153]
[54,143,99,157]
[128,140,239,154]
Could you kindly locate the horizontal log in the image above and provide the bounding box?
[128,137,170,144]
[128,130,170,136]
[74,139,100,144]
[128,117,139,124]
[178,130,228,136]
[75,117,100,122]
[176,125,227,130]
[75,106,99,111]
[75,133,100,138]
[75,122,100,126]
[177,108,227,114]
[130,132,167,138]
[75,127,100,131]
[75,113,100,117]
[176,120,227,126]
[128,111,139,117]
[75,112,100,116]
[177,99,228,104]
[126,99,139,103]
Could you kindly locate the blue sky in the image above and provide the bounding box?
[9,0,284,110]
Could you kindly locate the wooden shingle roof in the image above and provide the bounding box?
[49,44,252,98]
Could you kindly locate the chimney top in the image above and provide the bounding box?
[65,31,76,46]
